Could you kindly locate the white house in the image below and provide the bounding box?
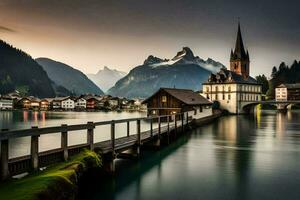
[61,97,75,110]
[0,97,13,110]
[202,23,262,114]
[75,98,87,109]
[275,84,300,101]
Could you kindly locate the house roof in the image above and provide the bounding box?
[204,68,259,85]
[143,88,212,106]
[277,83,300,89]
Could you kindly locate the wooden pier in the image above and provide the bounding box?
[0,112,192,180]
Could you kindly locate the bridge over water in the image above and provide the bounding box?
[241,100,300,113]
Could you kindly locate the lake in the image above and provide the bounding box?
[81,110,300,200]
[0,110,148,158]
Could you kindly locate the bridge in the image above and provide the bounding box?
[0,112,220,181]
[241,100,300,113]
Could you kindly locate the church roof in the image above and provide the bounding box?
[204,68,259,85]
[230,23,249,61]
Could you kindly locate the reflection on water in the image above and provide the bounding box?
[83,110,300,200]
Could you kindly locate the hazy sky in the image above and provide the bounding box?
[0,0,299,77]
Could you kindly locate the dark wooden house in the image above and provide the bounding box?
[143,88,212,116]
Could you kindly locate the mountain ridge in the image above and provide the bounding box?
[108,47,225,98]
[87,66,127,93]
[36,58,104,95]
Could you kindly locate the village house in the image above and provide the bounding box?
[143,88,212,120]
[61,97,75,110]
[86,97,100,110]
[276,83,300,101]
[16,97,32,109]
[30,97,40,110]
[40,99,50,110]
[0,96,13,110]
[50,97,65,110]
[202,24,262,114]
[75,97,87,110]
[108,97,120,108]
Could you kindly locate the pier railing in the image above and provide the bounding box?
[0,112,191,180]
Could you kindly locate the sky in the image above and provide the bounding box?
[0,0,299,77]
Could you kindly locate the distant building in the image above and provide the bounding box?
[61,97,75,110]
[202,23,262,114]
[75,97,87,109]
[86,97,100,109]
[30,97,40,110]
[0,96,13,110]
[16,97,32,109]
[143,88,212,119]
[40,99,50,110]
[276,83,300,101]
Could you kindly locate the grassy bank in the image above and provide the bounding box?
[0,149,102,200]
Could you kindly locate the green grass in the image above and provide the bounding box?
[0,149,102,200]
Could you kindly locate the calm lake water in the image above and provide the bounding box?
[82,110,300,200]
[0,110,147,158]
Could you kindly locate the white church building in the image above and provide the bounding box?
[202,24,262,114]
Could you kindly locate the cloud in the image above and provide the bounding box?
[0,25,16,33]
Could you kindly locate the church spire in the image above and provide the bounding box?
[231,22,248,61]
[230,22,250,78]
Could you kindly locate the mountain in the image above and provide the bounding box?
[87,66,127,92]
[108,47,225,98]
[0,40,55,98]
[36,58,104,95]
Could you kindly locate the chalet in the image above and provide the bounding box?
[51,97,65,110]
[0,96,13,110]
[143,88,212,119]
[61,97,75,110]
[40,99,50,110]
[108,97,119,108]
[75,97,87,110]
[16,97,31,109]
[276,83,300,101]
[86,97,100,110]
[30,97,40,110]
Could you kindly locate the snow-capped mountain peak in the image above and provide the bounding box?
[148,47,224,73]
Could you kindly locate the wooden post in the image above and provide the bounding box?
[175,115,177,137]
[1,129,9,180]
[61,124,68,161]
[181,113,184,133]
[150,117,153,137]
[127,121,130,137]
[31,126,39,171]
[109,121,116,173]
[136,119,141,156]
[158,117,161,139]
[111,121,115,158]
[186,112,189,127]
[167,116,170,144]
[87,122,94,150]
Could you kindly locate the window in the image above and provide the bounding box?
[200,106,203,112]
[194,109,197,115]
[215,94,218,100]
[228,86,231,92]
[215,86,218,92]
[223,94,225,100]
[206,87,209,92]
[162,96,167,103]
[228,94,231,100]
[206,94,209,99]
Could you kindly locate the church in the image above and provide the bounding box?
[202,23,262,114]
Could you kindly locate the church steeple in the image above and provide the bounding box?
[230,22,250,78]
